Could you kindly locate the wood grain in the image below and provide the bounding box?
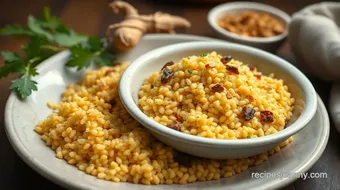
[59,0,109,36]
[0,0,339,189]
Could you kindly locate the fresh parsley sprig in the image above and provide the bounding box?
[0,7,115,99]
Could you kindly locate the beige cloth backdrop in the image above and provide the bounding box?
[289,2,340,132]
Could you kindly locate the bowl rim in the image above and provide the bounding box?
[207,1,292,43]
[119,41,317,147]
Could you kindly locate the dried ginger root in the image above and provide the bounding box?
[106,0,191,51]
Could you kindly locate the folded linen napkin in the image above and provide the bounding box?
[289,2,340,133]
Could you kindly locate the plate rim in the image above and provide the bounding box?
[4,34,330,190]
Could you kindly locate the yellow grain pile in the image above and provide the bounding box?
[139,52,294,139]
[35,63,293,185]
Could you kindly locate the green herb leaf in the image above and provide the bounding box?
[0,61,25,78]
[22,37,45,59]
[93,51,115,66]
[53,32,88,47]
[66,37,115,70]
[40,17,60,31]
[187,69,192,74]
[10,73,38,98]
[0,25,33,36]
[93,56,109,67]
[35,7,82,46]
[87,36,102,50]
[1,51,21,63]
[27,15,54,41]
[66,45,92,70]
[22,37,56,65]
[0,6,115,99]
[66,55,92,70]
[42,7,52,21]
[27,64,39,76]
[55,25,69,34]
[40,7,63,31]
[0,52,25,78]
[200,53,207,57]
[70,43,91,55]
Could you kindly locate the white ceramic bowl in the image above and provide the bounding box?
[208,1,291,52]
[119,41,317,159]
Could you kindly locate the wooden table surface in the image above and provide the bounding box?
[1,0,339,189]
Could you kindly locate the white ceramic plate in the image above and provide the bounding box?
[5,34,330,190]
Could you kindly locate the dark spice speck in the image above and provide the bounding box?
[254,74,262,80]
[242,107,256,121]
[226,65,239,74]
[161,68,174,84]
[205,63,215,69]
[161,61,175,70]
[221,55,233,64]
[260,110,274,123]
[211,84,224,92]
[248,65,256,71]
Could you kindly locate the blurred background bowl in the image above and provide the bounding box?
[208,1,291,53]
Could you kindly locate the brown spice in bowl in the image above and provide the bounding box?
[217,10,285,38]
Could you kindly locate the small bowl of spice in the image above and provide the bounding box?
[208,1,291,52]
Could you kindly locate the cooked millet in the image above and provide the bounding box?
[138,51,294,139]
[35,63,293,185]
